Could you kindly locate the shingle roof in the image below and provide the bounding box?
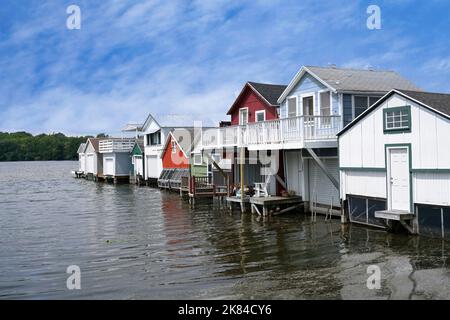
[86,138,100,152]
[248,82,287,106]
[397,89,450,117]
[306,66,421,93]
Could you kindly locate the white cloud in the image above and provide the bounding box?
[2,0,450,135]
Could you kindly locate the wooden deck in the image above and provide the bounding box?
[226,196,251,213]
[225,196,304,215]
[181,176,230,205]
[375,210,414,221]
[250,196,304,216]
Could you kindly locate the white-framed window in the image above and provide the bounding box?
[319,90,331,117]
[171,140,177,154]
[301,93,315,116]
[193,154,203,165]
[255,110,266,122]
[383,106,411,132]
[353,96,381,118]
[239,108,249,125]
[287,96,297,118]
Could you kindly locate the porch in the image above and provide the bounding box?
[99,139,136,153]
[201,115,341,150]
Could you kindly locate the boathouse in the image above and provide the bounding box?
[139,114,216,185]
[130,140,145,184]
[158,129,192,190]
[276,66,420,215]
[84,138,104,181]
[77,142,86,175]
[338,89,450,238]
[201,81,287,198]
[98,138,136,183]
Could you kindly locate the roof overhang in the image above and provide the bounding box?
[226,82,277,115]
[122,123,143,132]
[277,66,337,104]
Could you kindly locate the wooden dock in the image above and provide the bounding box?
[181,176,230,205]
[226,195,304,216]
[250,196,304,216]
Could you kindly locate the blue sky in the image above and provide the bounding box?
[1,0,450,136]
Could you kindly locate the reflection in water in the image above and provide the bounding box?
[0,161,450,299]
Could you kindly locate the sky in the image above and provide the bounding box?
[0,0,450,136]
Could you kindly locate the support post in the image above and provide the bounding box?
[240,146,245,213]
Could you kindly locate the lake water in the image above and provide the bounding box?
[0,161,449,299]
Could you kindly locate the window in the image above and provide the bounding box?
[287,97,297,118]
[383,106,411,133]
[150,131,161,145]
[354,96,382,118]
[255,110,266,122]
[319,91,331,117]
[193,154,203,165]
[171,140,177,154]
[302,96,314,116]
[239,108,248,125]
[354,96,369,118]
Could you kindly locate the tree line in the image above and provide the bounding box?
[0,132,105,162]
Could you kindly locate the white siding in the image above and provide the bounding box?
[414,173,450,206]
[343,171,386,199]
[285,151,303,197]
[146,155,161,179]
[339,92,450,207]
[79,154,86,172]
[85,154,96,174]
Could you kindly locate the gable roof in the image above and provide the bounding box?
[160,128,200,159]
[337,89,450,137]
[131,139,145,154]
[77,143,86,154]
[396,89,450,116]
[84,138,101,153]
[278,66,421,103]
[227,81,287,115]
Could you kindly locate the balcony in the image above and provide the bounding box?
[201,115,341,150]
[99,139,136,153]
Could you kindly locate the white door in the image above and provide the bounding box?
[104,158,114,176]
[146,155,159,179]
[135,156,143,176]
[86,154,94,173]
[308,158,339,206]
[80,155,86,172]
[388,148,410,211]
[285,151,302,197]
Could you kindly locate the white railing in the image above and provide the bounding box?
[201,115,341,149]
[99,139,136,153]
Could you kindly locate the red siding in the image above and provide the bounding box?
[230,88,278,125]
[162,136,190,169]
